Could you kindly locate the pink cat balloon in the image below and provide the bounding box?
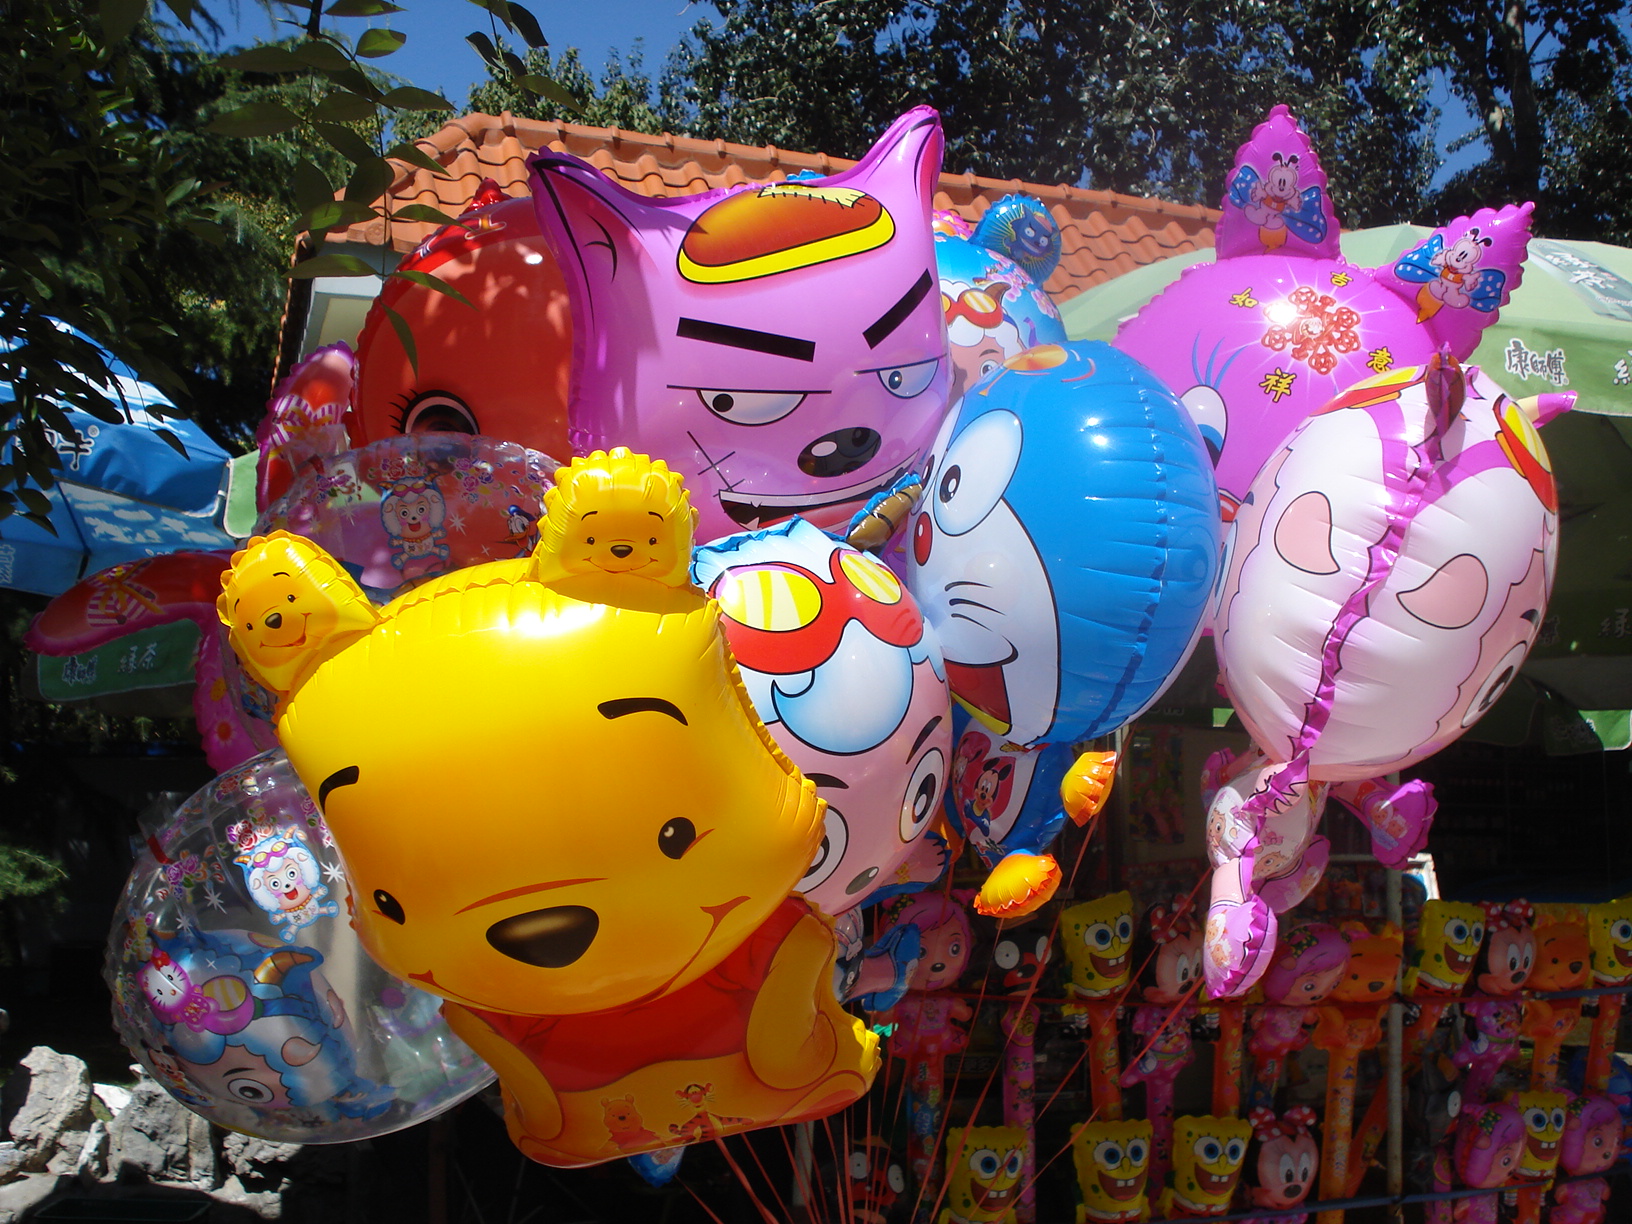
[1216,358,1567,783]
[529,108,949,542]
[1115,105,1534,513]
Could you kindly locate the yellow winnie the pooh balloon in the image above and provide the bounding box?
[218,447,879,1167]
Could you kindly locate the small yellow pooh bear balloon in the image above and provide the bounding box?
[1404,900,1486,998]
[216,532,378,705]
[217,449,878,1168]
[1073,1119,1152,1223]
[941,1126,1027,1224]
[1164,1115,1251,1218]
[1061,893,1136,1001]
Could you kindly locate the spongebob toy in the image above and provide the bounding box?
[218,448,878,1167]
[1163,1115,1251,1218]
[1404,901,1486,998]
[941,1126,1027,1224]
[1073,1120,1151,1223]
[1587,896,1632,986]
[1512,1090,1568,1186]
[1062,893,1136,1002]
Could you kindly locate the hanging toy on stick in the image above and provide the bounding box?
[1072,1121,1152,1224]
[217,449,879,1167]
[1162,1115,1252,1219]
[1245,1106,1319,1224]
[1552,1093,1622,1224]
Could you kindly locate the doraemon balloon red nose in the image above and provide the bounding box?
[530,109,949,542]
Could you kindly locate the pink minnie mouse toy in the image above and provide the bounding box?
[1246,1106,1319,1224]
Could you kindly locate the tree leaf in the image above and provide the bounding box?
[216,46,307,73]
[313,121,378,164]
[292,159,337,213]
[383,142,453,179]
[99,0,149,43]
[504,2,549,50]
[293,39,353,72]
[392,203,465,226]
[289,252,379,279]
[326,0,405,14]
[465,31,501,67]
[327,66,386,102]
[501,49,528,80]
[520,74,583,113]
[19,488,54,517]
[206,102,301,138]
[389,268,474,308]
[295,198,377,233]
[381,86,454,112]
[312,89,377,122]
[356,28,407,58]
[344,156,395,204]
[381,304,418,375]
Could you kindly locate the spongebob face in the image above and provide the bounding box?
[1515,1091,1568,1182]
[1407,901,1486,996]
[945,1126,1026,1224]
[1062,893,1135,998]
[1073,1120,1151,1221]
[1588,897,1632,986]
[1170,1116,1252,1212]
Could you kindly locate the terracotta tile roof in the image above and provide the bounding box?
[331,112,1218,303]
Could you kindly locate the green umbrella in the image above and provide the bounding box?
[1059,229,1632,417]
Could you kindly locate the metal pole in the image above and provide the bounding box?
[1386,867,1405,1221]
[790,1119,815,1221]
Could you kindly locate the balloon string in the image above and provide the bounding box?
[712,1136,781,1224]
[680,1174,731,1224]
[738,1126,798,1224]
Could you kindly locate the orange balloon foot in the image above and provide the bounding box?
[1062,751,1117,826]
[975,852,1061,919]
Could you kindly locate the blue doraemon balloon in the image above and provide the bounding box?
[903,341,1221,749]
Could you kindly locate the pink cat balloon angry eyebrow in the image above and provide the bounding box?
[528,108,950,542]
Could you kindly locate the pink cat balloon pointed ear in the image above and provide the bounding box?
[528,108,950,543]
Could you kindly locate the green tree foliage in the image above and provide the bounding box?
[459,43,672,133]
[664,0,1439,227]
[1417,0,1631,238]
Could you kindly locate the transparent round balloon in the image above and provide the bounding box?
[257,432,560,603]
[106,749,494,1143]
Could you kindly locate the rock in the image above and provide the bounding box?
[106,1076,195,1184]
[72,1120,108,1182]
[93,1083,132,1118]
[1,1048,94,1174]
[220,1132,302,1193]
[0,1144,22,1184]
[214,1174,285,1219]
[0,1172,65,1224]
[44,1130,89,1176]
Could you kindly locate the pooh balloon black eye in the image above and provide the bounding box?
[658,818,697,859]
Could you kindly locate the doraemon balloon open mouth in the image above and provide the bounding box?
[717,465,911,531]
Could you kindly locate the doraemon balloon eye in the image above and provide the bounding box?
[1181,385,1228,465]
[931,410,1022,537]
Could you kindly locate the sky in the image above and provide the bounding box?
[207,2,1484,197]
[208,0,719,105]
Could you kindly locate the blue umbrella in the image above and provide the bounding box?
[0,330,235,596]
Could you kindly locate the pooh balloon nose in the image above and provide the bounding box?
[218,447,878,1169]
